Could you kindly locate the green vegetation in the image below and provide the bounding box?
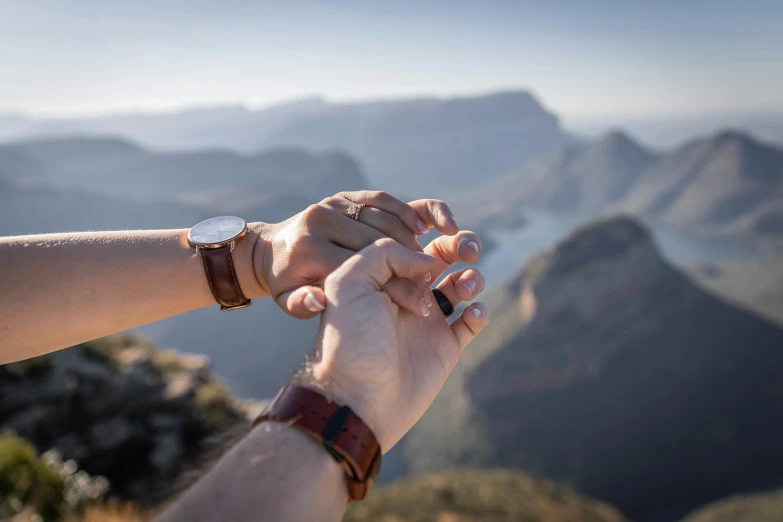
[195,380,236,430]
[345,469,627,522]
[0,433,66,521]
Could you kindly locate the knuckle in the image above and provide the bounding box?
[375,237,397,251]
[320,196,341,208]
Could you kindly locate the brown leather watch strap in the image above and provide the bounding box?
[253,385,382,501]
[200,246,251,311]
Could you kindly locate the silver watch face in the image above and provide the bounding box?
[188,216,247,246]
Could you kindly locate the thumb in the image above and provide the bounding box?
[276,285,326,319]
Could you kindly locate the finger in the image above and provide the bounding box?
[275,241,353,317]
[408,199,459,236]
[338,190,429,236]
[334,238,436,291]
[349,204,423,252]
[383,278,432,317]
[450,303,491,353]
[278,286,327,319]
[424,230,482,281]
[434,268,485,307]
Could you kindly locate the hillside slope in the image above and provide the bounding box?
[345,469,627,522]
[406,216,783,522]
[680,487,783,522]
[461,130,783,243]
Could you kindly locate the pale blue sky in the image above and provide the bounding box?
[1,0,782,123]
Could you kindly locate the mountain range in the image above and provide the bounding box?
[0,91,568,196]
[405,215,783,522]
[460,130,783,244]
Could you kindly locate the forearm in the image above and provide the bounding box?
[158,422,347,522]
[0,225,267,363]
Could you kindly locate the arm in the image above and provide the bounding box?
[1,192,458,365]
[158,231,489,522]
[158,422,347,522]
[0,226,265,364]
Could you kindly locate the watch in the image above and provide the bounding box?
[188,216,252,311]
[253,385,382,501]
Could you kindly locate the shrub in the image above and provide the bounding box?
[0,433,65,521]
[195,381,235,430]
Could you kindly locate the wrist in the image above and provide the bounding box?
[297,360,387,451]
[233,221,272,300]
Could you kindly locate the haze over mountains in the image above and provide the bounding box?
[462,130,783,244]
[0,91,567,196]
[406,216,783,522]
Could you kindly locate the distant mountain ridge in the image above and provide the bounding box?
[0,90,568,196]
[462,129,783,242]
[0,135,365,216]
[405,215,783,522]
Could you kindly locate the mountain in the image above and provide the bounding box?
[458,130,656,219]
[461,130,783,243]
[405,216,783,522]
[0,91,568,196]
[680,487,783,522]
[0,136,366,211]
[619,131,783,238]
[687,255,783,326]
[345,469,628,522]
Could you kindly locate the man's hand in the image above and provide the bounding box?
[243,191,460,319]
[302,231,489,451]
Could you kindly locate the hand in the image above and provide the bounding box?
[245,191,460,318]
[301,231,489,451]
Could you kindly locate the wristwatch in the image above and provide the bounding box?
[188,216,252,311]
[254,385,382,501]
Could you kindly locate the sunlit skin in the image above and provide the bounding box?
[159,235,490,522]
[0,191,462,364]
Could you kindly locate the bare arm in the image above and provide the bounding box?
[0,193,458,365]
[157,422,347,522]
[158,232,489,522]
[0,226,266,364]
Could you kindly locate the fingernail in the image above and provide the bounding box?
[462,239,480,255]
[471,307,482,319]
[449,212,458,226]
[419,298,431,317]
[461,279,477,296]
[304,292,325,312]
[424,288,433,307]
[424,272,432,283]
[416,219,429,234]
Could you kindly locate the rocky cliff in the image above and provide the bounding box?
[406,215,783,522]
[0,335,248,505]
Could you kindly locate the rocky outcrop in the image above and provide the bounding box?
[0,335,247,505]
[407,216,783,522]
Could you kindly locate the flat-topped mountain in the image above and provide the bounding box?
[0,90,567,196]
[406,216,783,522]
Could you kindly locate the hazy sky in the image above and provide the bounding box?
[1,0,782,123]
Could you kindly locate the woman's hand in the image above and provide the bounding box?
[300,229,488,451]
[248,191,461,319]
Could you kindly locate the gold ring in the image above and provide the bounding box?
[347,203,365,221]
